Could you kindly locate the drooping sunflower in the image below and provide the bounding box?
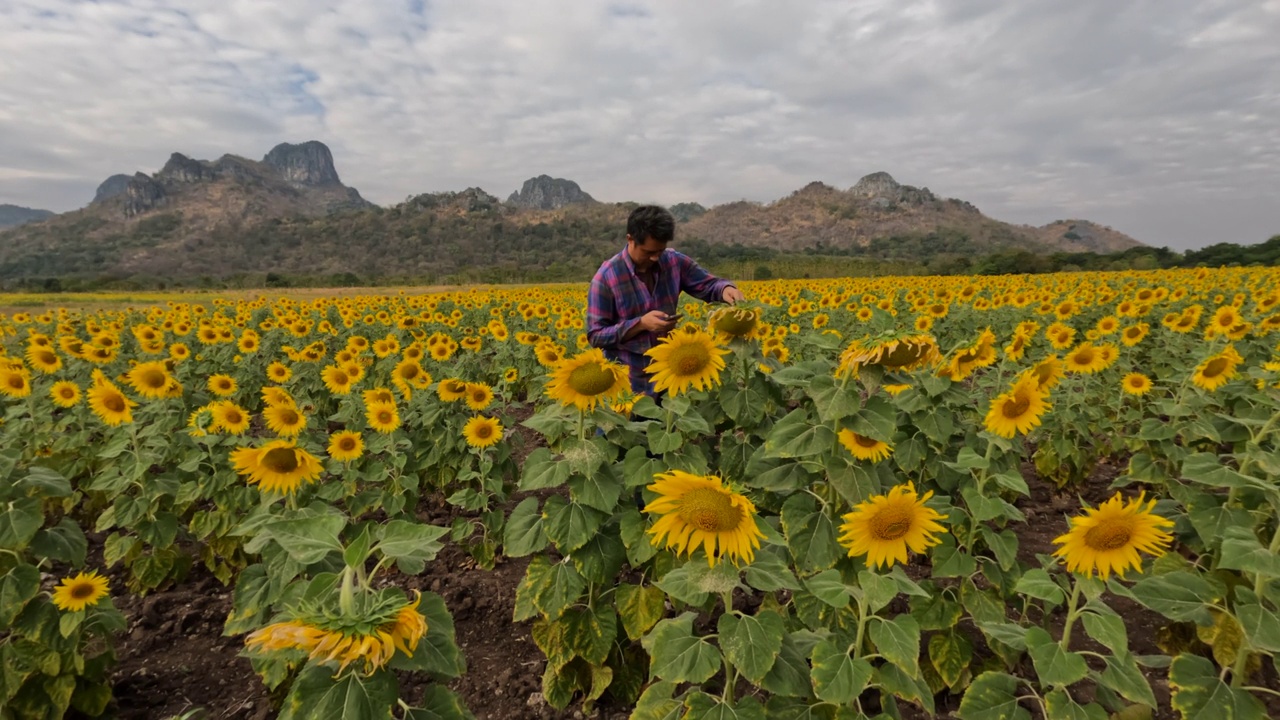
[263,403,308,437]
[462,415,503,449]
[644,471,765,567]
[229,439,324,495]
[464,382,494,411]
[88,381,137,426]
[707,305,763,342]
[365,401,401,434]
[837,429,893,462]
[50,380,82,408]
[939,329,998,381]
[1122,372,1153,396]
[1191,345,1243,391]
[328,430,364,462]
[644,328,729,396]
[437,378,468,402]
[836,330,941,378]
[984,378,1052,438]
[1063,343,1107,374]
[545,348,629,411]
[838,482,947,569]
[210,401,252,435]
[208,374,238,397]
[1052,492,1174,579]
[51,570,110,612]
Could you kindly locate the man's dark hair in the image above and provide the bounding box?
[627,205,675,245]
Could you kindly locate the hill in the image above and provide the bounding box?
[0,143,1144,285]
[0,204,54,230]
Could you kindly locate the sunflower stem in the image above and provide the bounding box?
[577,408,586,442]
[720,590,737,703]
[1058,578,1083,652]
[853,591,870,660]
[339,566,357,618]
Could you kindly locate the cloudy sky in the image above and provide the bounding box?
[2,0,1277,250]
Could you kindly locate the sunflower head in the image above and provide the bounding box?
[229,439,324,495]
[708,305,763,342]
[463,415,503,449]
[644,328,729,396]
[51,570,110,612]
[837,330,941,378]
[1052,492,1174,579]
[644,471,765,566]
[546,348,629,411]
[984,377,1052,439]
[838,482,947,569]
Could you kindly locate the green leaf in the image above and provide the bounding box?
[403,685,474,720]
[631,680,683,720]
[758,632,813,698]
[929,630,972,689]
[1098,653,1156,709]
[859,570,900,613]
[980,527,1018,571]
[502,497,547,557]
[266,514,346,565]
[519,448,571,490]
[1043,690,1107,720]
[683,694,766,720]
[0,497,42,550]
[399,592,466,678]
[561,605,617,665]
[1025,627,1088,688]
[514,556,585,621]
[804,569,854,609]
[1129,572,1216,624]
[643,612,722,684]
[1081,604,1128,656]
[846,395,897,443]
[956,671,1031,720]
[570,529,627,584]
[615,583,666,640]
[279,664,397,720]
[542,495,606,554]
[0,564,40,626]
[781,494,840,573]
[743,551,802,592]
[1236,599,1280,652]
[807,375,862,424]
[875,662,935,714]
[29,517,87,566]
[224,564,272,635]
[809,637,873,704]
[976,622,1029,651]
[765,408,836,459]
[1013,569,1065,605]
[19,467,72,498]
[869,615,921,678]
[1169,653,1267,720]
[568,465,623,513]
[932,535,977,578]
[377,520,449,573]
[1218,526,1280,577]
[618,507,659,565]
[718,610,785,684]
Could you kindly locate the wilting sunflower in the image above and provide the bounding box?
[837,429,893,462]
[321,365,356,395]
[464,382,494,411]
[437,378,468,402]
[366,401,401,434]
[838,482,947,569]
[328,430,364,462]
[88,381,137,426]
[984,378,1052,439]
[263,403,308,437]
[545,348,629,411]
[210,401,252,435]
[50,380,82,408]
[1063,343,1107,374]
[1122,372,1153,396]
[939,329,997,381]
[51,570,110,612]
[1192,345,1243,391]
[644,328,729,396]
[644,471,765,567]
[229,439,324,495]
[708,305,763,342]
[837,330,941,378]
[462,415,503,449]
[1052,492,1174,579]
[0,366,32,398]
[208,374,237,396]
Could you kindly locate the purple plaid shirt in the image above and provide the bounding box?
[587,245,734,393]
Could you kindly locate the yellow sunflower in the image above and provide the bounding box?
[267,362,292,383]
[464,382,494,411]
[984,378,1052,439]
[437,378,467,402]
[51,570,110,612]
[88,381,137,426]
[1121,323,1149,347]
[939,329,997,381]
[1052,492,1174,579]
[644,328,729,396]
[1191,345,1243,391]
[708,306,763,342]
[210,401,252,435]
[644,471,765,567]
[263,403,308,437]
[25,347,62,374]
[535,342,565,368]
[328,430,364,462]
[229,439,324,495]
[365,401,401,434]
[321,365,356,395]
[838,482,947,569]
[1122,372,1153,396]
[0,367,33,398]
[545,348,629,411]
[1063,343,1107,374]
[836,330,940,378]
[261,386,294,407]
[462,415,503,449]
[837,430,893,462]
[208,374,238,396]
[50,380,82,408]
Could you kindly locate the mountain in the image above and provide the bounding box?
[506,175,595,210]
[0,204,54,230]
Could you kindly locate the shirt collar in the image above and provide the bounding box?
[619,244,666,276]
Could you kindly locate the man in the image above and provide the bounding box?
[587,204,745,394]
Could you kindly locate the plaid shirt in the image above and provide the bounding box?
[587,245,734,393]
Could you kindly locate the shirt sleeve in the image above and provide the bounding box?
[587,270,642,349]
[675,252,734,303]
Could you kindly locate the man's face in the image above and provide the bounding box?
[627,235,667,271]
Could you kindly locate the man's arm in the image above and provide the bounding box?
[676,252,740,304]
[586,273,643,349]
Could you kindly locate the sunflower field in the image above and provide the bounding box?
[2,266,1279,720]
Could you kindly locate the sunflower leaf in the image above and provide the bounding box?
[542,495,606,554]
[278,664,398,720]
[809,637,872,704]
[644,612,722,684]
[718,610,785,683]
[265,514,346,565]
[765,409,836,459]
[869,615,921,678]
[502,497,547,558]
[1129,572,1217,624]
[1169,653,1267,720]
[1026,627,1088,687]
[957,671,1030,720]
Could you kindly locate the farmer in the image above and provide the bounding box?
[586,204,745,395]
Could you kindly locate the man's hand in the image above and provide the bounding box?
[722,286,745,304]
[638,309,678,334]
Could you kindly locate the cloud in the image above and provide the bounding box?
[1,0,1277,249]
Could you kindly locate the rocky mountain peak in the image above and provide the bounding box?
[92,174,134,204]
[158,153,216,183]
[506,175,595,210]
[124,173,167,217]
[262,141,342,187]
[851,172,900,197]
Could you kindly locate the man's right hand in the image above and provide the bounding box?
[638,309,678,334]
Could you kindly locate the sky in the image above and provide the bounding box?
[1,1,1278,251]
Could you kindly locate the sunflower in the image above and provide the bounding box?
[229,439,324,495]
[1121,323,1149,347]
[437,378,467,402]
[836,330,941,378]
[837,430,893,462]
[328,430,364,462]
[464,382,494,411]
[1191,345,1243,391]
[939,329,998,381]
[883,383,910,396]
[984,378,1052,438]
[708,306,763,342]
[462,415,503,449]
[644,471,765,567]
[366,401,401,434]
[545,348,629,411]
[393,359,431,388]
[1122,372,1153,396]
[127,361,174,400]
[25,347,61,374]
[50,380,81,408]
[838,482,947,569]
[208,374,237,396]
[321,365,356,395]
[267,362,292,383]
[1022,356,1064,391]
[0,367,32,398]
[644,328,729,396]
[51,570,110,612]
[263,403,308,437]
[210,401,252,435]
[363,387,396,406]
[88,381,137,426]
[261,386,294,407]
[503,367,519,383]
[1052,492,1174,579]
[1063,343,1107,374]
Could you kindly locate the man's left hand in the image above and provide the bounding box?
[722,286,745,304]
